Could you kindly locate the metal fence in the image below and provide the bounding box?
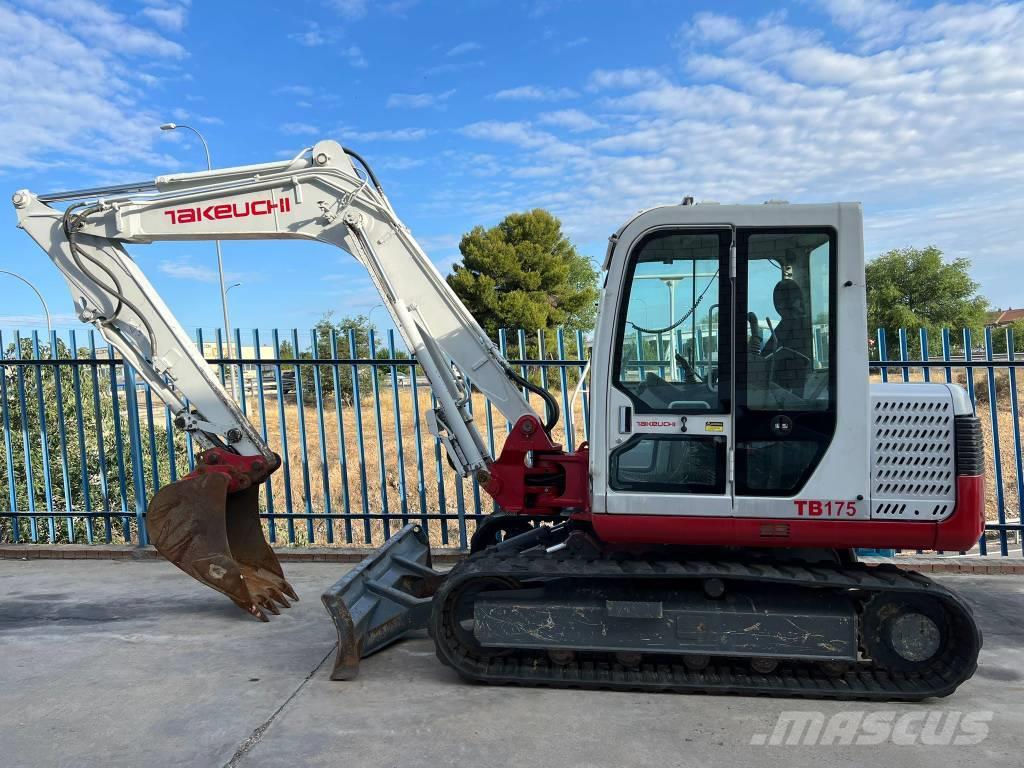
[0,326,589,550]
[1,325,1021,554]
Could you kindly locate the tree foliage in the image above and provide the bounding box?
[290,312,379,403]
[865,246,988,349]
[446,209,599,338]
[0,337,185,544]
[991,318,1024,355]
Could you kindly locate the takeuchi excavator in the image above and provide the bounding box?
[13,139,985,700]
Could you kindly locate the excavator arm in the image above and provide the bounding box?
[11,140,554,618]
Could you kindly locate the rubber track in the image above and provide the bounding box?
[430,552,982,701]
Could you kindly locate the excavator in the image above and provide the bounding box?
[13,139,985,700]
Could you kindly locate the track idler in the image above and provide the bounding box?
[146,449,296,621]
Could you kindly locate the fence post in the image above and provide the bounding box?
[15,332,39,542]
[252,329,276,542]
[123,365,149,546]
[0,330,19,542]
[50,330,74,542]
[290,329,314,544]
[1006,327,1024,555]
[347,329,372,544]
[983,328,1007,555]
[310,328,334,544]
[328,329,353,543]
[272,329,296,544]
[876,328,888,383]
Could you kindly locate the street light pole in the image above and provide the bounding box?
[0,270,52,338]
[159,122,237,398]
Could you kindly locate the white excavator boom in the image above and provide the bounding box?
[13,140,541,478]
[12,140,546,619]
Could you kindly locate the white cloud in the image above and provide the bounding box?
[158,258,250,285]
[537,109,603,132]
[169,107,222,126]
[587,68,667,90]
[26,0,186,57]
[280,122,319,136]
[140,2,188,32]
[327,0,368,20]
[289,22,326,47]
[434,3,1024,307]
[0,1,187,172]
[382,0,420,16]
[288,25,367,67]
[492,85,578,101]
[343,127,430,142]
[377,155,426,171]
[460,121,553,148]
[446,41,481,56]
[683,11,743,43]
[343,45,368,68]
[387,89,455,109]
[423,59,485,77]
[275,85,315,97]
[158,259,219,282]
[561,36,588,49]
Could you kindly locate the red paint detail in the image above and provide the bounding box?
[163,198,284,226]
[933,475,986,550]
[183,448,281,494]
[484,415,590,517]
[590,475,986,551]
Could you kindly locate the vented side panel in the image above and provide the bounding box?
[870,386,956,521]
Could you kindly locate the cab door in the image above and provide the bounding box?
[603,227,733,516]
[732,227,844,518]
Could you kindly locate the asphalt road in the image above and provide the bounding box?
[1,559,1021,768]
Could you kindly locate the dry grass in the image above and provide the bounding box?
[247,385,588,547]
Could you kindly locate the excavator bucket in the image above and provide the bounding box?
[147,473,298,621]
[321,524,444,680]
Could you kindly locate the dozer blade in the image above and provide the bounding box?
[321,524,444,681]
[147,473,297,621]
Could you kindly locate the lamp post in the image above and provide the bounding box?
[366,303,385,329]
[0,270,52,338]
[159,122,236,398]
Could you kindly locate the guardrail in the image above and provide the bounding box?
[1,325,1021,553]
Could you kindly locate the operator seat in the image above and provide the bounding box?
[762,279,811,396]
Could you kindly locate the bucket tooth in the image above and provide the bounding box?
[147,472,295,619]
[225,485,298,604]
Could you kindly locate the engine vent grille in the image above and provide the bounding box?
[871,391,956,520]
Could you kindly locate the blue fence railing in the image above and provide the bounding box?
[1,325,1021,553]
[0,326,589,550]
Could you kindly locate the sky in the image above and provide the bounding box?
[1,0,1023,339]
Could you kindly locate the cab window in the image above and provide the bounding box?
[614,230,730,413]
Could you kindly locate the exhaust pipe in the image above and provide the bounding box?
[321,524,444,680]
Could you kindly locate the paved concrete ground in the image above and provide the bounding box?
[1,560,1022,768]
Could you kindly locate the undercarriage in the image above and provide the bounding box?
[326,523,982,701]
